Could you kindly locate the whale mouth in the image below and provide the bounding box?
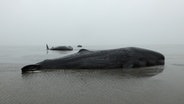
[21,65,41,73]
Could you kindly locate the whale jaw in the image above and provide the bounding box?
[21,65,41,73]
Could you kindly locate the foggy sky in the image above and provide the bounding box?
[0,0,184,46]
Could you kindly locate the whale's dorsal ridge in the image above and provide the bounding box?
[78,49,90,53]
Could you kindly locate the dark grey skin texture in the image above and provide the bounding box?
[21,47,165,72]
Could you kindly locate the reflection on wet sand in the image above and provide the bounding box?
[18,65,168,104]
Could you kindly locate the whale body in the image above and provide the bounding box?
[46,44,73,51]
[21,47,165,72]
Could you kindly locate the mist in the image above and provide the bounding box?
[0,0,184,46]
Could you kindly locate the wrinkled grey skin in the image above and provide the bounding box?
[21,47,165,72]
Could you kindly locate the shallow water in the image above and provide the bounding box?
[0,45,184,104]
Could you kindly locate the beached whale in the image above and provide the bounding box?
[46,44,73,51]
[21,47,165,72]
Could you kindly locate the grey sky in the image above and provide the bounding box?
[0,0,184,46]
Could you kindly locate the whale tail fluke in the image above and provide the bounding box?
[46,44,49,50]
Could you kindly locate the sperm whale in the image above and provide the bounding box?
[21,47,165,72]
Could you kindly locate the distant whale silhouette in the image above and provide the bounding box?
[46,44,73,51]
[21,47,165,72]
